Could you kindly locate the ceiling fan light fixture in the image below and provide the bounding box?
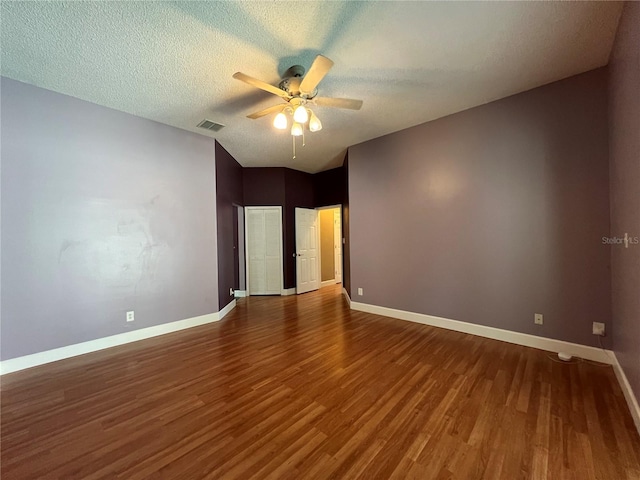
[293,105,309,123]
[291,122,303,136]
[233,54,362,159]
[308,110,322,132]
[273,112,288,129]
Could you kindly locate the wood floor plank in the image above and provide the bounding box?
[2,285,639,479]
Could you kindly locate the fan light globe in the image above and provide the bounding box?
[291,122,303,136]
[293,105,309,123]
[273,112,288,130]
[309,111,322,132]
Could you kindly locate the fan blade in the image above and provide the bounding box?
[299,55,334,94]
[247,103,287,119]
[233,72,290,99]
[313,97,363,110]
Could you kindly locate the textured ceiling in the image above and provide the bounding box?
[1,1,623,173]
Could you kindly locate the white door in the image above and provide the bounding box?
[295,207,320,294]
[334,209,342,283]
[245,207,283,295]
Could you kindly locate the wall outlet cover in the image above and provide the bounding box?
[534,313,543,325]
[357,288,363,296]
[126,311,135,322]
[592,322,605,336]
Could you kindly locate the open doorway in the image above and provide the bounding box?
[317,205,342,288]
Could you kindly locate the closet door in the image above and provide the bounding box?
[245,207,283,295]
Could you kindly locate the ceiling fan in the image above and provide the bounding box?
[232,55,363,139]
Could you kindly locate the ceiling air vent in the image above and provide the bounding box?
[197,119,225,132]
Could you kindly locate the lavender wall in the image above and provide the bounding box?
[609,2,640,402]
[215,141,243,309]
[349,68,611,348]
[1,78,218,360]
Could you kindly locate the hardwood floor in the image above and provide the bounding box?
[2,286,639,479]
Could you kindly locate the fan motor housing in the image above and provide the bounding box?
[279,66,317,99]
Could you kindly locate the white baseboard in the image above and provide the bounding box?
[342,288,351,306]
[0,301,237,376]
[349,301,614,364]
[219,299,236,319]
[234,290,247,298]
[281,288,296,296]
[321,279,337,288]
[611,355,640,436]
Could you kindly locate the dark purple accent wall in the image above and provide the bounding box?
[609,2,640,404]
[243,167,286,207]
[215,141,244,309]
[243,167,288,285]
[348,68,611,347]
[242,167,326,289]
[1,78,218,360]
[314,165,347,208]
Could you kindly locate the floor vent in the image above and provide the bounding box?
[197,119,225,132]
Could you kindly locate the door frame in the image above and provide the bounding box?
[244,206,283,296]
[316,204,342,287]
[235,205,246,297]
[232,205,240,291]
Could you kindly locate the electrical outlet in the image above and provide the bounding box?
[534,313,543,325]
[357,287,363,296]
[229,287,234,297]
[126,311,135,322]
[592,322,605,336]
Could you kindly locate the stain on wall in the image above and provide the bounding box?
[1,78,218,360]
